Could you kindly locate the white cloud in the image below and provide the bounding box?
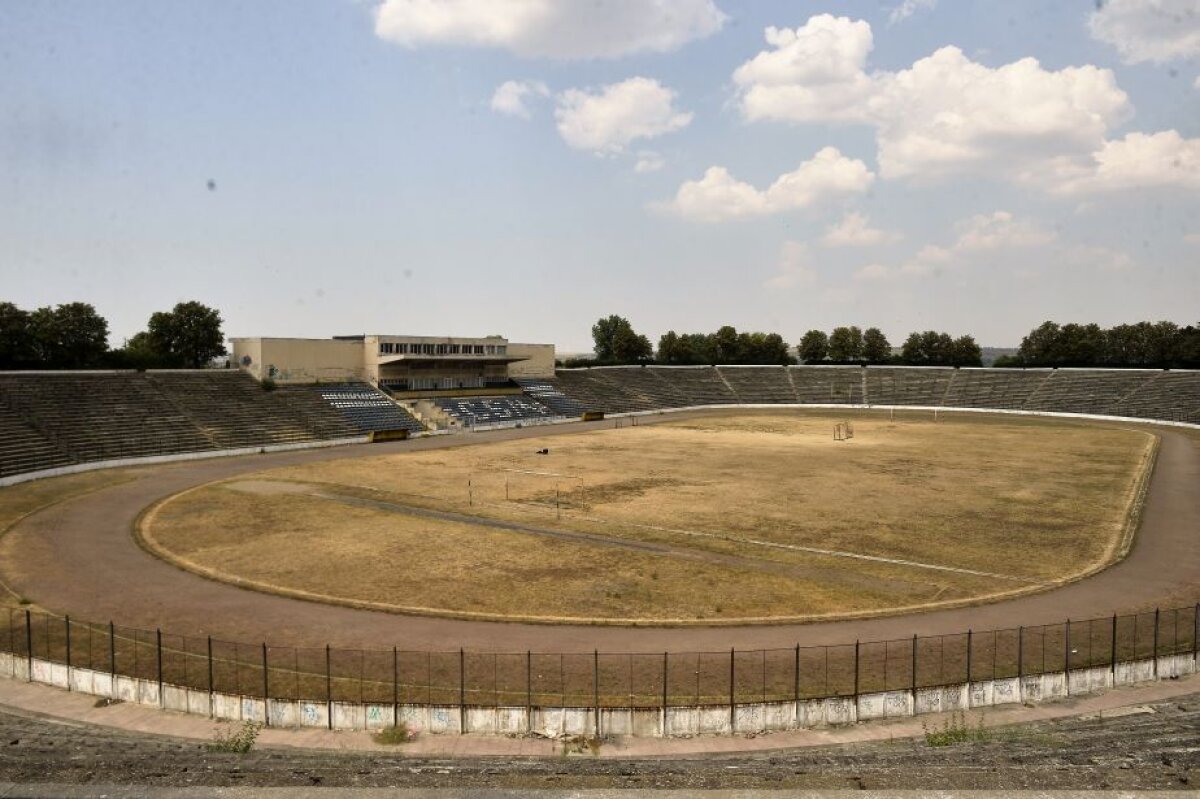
[889,0,937,25]
[663,147,874,222]
[821,212,899,247]
[490,79,549,118]
[856,211,1056,281]
[1089,0,1200,64]
[1048,130,1200,194]
[373,0,726,59]
[734,15,878,125]
[555,77,691,154]
[765,240,817,289]
[730,14,1200,194]
[634,151,665,173]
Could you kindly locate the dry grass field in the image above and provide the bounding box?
[142,411,1156,624]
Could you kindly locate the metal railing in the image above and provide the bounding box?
[3,604,1197,716]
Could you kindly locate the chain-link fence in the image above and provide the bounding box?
[3,604,1196,711]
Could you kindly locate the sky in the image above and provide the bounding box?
[1,0,1198,353]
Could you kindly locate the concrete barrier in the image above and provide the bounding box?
[3,651,1196,737]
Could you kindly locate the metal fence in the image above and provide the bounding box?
[3,604,1197,714]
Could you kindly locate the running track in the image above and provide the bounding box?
[2,410,1197,654]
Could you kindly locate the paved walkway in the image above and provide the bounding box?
[1,411,1198,653]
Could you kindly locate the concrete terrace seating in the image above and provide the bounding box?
[314,383,424,434]
[147,372,342,449]
[605,368,692,409]
[1022,369,1155,416]
[647,366,737,406]
[941,369,1052,410]
[513,380,588,417]
[865,367,956,406]
[787,366,865,404]
[716,366,797,403]
[550,370,658,415]
[434,395,557,426]
[0,372,214,464]
[0,370,371,479]
[0,404,73,478]
[1115,371,1200,424]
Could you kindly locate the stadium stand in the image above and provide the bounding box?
[865,367,956,407]
[716,366,797,403]
[648,366,738,406]
[788,366,865,404]
[313,383,424,434]
[3,366,1198,481]
[1022,369,1155,416]
[514,379,588,417]
[0,371,365,478]
[433,395,558,426]
[940,368,1052,410]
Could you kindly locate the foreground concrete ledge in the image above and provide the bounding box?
[1,668,1198,759]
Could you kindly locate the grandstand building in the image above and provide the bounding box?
[230,335,555,393]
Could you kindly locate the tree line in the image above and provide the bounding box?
[1000,321,1200,369]
[581,316,984,367]
[0,300,227,370]
[582,316,1200,369]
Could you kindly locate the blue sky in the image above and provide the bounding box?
[2,0,1197,352]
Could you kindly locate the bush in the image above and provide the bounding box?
[208,721,262,753]
[923,712,988,747]
[372,722,416,745]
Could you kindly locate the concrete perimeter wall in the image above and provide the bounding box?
[1,650,1193,738]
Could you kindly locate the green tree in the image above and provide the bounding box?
[711,325,740,364]
[147,301,227,368]
[0,302,33,369]
[1017,321,1062,366]
[900,330,955,366]
[24,303,110,368]
[657,331,681,364]
[949,335,983,367]
[862,327,891,363]
[828,325,863,361]
[591,315,651,363]
[798,330,828,364]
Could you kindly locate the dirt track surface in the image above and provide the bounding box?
[1,692,1197,790]
[2,410,1199,653]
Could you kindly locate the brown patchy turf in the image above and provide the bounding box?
[140,412,1154,623]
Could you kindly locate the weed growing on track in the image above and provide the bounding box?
[208,721,262,753]
[923,712,989,747]
[372,722,417,745]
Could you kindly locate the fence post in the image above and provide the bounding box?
[156,628,163,708]
[261,642,269,726]
[1017,626,1024,681]
[729,647,736,733]
[661,652,668,736]
[911,634,918,702]
[207,636,214,717]
[525,650,532,734]
[1064,620,1070,696]
[593,650,600,739]
[110,622,117,691]
[325,644,332,730]
[1194,603,1198,667]
[1110,614,1118,680]
[794,644,801,714]
[64,616,71,691]
[458,648,465,735]
[392,647,399,728]
[1153,608,1160,678]
[24,610,32,682]
[853,640,860,700]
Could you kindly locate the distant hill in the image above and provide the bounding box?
[980,347,1018,367]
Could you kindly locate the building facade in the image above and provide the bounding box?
[230,335,555,390]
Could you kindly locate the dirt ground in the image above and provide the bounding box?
[142,411,1153,623]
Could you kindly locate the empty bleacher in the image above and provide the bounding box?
[865,368,956,406]
[550,370,657,415]
[716,366,797,403]
[513,380,588,417]
[312,383,424,434]
[647,367,738,406]
[941,369,1052,410]
[1115,371,1200,424]
[787,366,865,404]
[0,370,370,479]
[1022,369,1156,416]
[434,395,557,426]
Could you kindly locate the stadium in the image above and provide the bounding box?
[2,339,1198,739]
